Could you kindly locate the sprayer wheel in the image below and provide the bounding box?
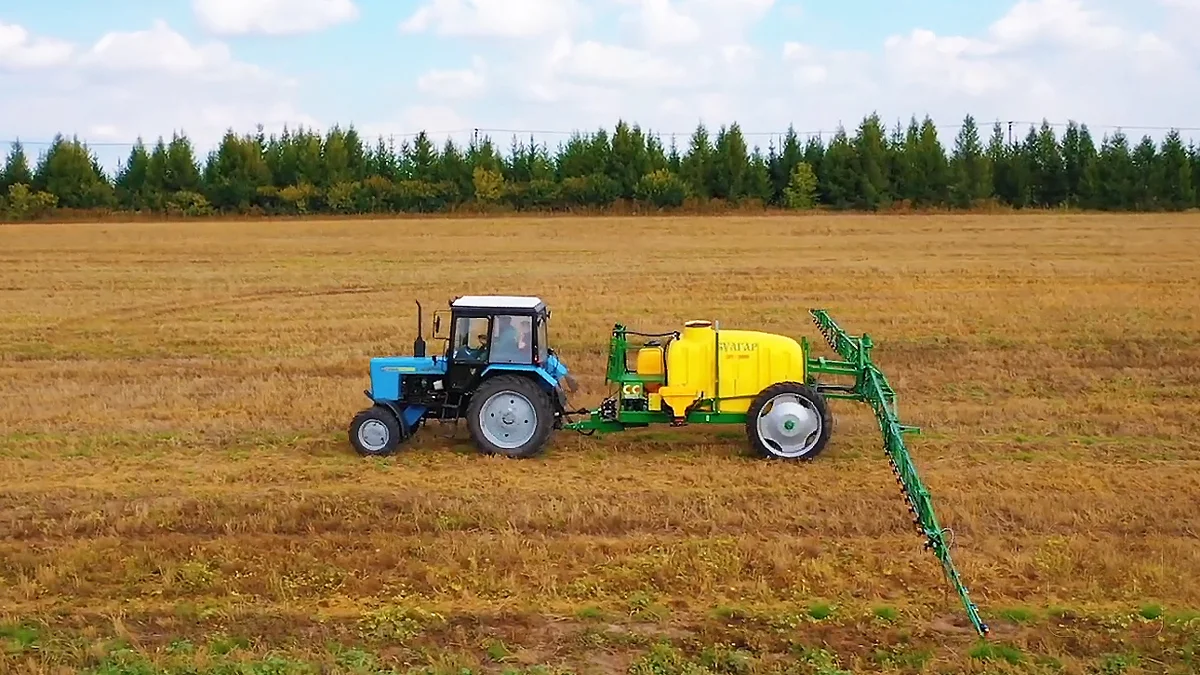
[745,381,832,460]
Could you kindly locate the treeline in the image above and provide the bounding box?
[1,113,1198,220]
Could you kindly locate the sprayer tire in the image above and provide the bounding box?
[745,381,832,460]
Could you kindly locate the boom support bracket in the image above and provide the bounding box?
[807,309,988,637]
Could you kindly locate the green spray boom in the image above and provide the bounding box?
[806,309,988,637]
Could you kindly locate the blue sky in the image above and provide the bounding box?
[1,0,1195,171]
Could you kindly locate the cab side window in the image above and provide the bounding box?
[453,316,490,363]
[489,314,533,364]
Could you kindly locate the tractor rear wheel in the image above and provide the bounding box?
[349,405,403,456]
[745,382,832,460]
[466,374,554,458]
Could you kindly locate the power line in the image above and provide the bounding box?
[3,120,1199,149]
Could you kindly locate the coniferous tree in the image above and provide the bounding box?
[768,126,803,206]
[1,141,33,192]
[32,135,114,209]
[203,130,271,212]
[987,122,1013,205]
[950,115,991,207]
[891,118,918,204]
[1156,130,1193,211]
[1028,120,1066,208]
[1072,123,1099,208]
[783,162,818,209]
[1131,135,1159,210]
[801,135,824,201]
[853,113,891,209]
[911,116,949,206]
[744,146,772,204]
[607,120,649,200]
[645,132,669,174]
[665,135,682,174]
[165,133,202,194]
[114,139,152,210]
[4,114,1200,220]
[322,125,353,187]
[1094,130,1134,210]
[1190,143,1200,208]
[820,126,858,208]
[680,123,713,199]
[711,123,750,201]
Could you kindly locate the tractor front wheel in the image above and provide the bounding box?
[745,382,832,460]
[466,374,554,458]
[348,405,403,457]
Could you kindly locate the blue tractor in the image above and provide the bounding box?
[348,295,579,458]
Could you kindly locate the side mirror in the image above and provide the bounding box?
[432,310,450,341]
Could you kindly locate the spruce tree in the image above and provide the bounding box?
[950,114,990,207]
[1,141,33,192]
[1157,129,1194,210]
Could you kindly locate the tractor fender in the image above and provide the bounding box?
[476,366,568,415]
[480,364,559,389]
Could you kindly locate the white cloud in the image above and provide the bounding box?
[544,36,690,89]
[383,0,1200,159]
[0,21,75,69]
[0,20,315,158]
[77,20,270,82]
[615,0,774,48]
[416,57,488,100]
[5,0,1199,177]
[192,0,359,35]
[845,0,1193,129]
[357,105,477,149]
[400,0,589,38]
[986,0,1124,51]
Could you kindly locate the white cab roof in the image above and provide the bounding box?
[451,295,545,309]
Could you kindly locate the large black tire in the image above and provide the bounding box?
[745,381,832,460]
[466,374,555,458]
[348,405,403,456]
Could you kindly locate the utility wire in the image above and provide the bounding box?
[4,120,1199,148]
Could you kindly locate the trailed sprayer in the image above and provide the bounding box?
[347,295,988,637]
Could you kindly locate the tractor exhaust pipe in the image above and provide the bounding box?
[414,300,426,357]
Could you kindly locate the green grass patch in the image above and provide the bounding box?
[969,641,1024,665]
[870,605,898,623]
[997,606,1039,624]
[806,602,835,621]
[1093,652,1141,674]
[0,622,41,654]
[1137,603,1164,620]
[574,605,605,621]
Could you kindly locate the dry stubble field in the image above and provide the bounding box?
[1,213,1199,675]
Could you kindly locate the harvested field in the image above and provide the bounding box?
[1,212,1199,674]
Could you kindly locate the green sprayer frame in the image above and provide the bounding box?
[563,309,988,637]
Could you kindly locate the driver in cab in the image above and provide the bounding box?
[491,315,531,363]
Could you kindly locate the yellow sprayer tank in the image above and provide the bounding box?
[635,345,665,381]
[656,320,806,417]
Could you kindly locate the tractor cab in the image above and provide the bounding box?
[436,295,551,367]
[431,295,560,392]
